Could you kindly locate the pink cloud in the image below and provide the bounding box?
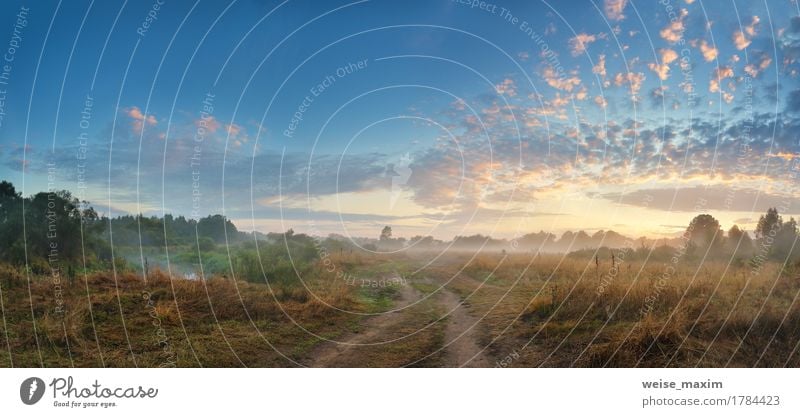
[195,115,220,133]
[125,106,157,134]
[604,0,628,21]
[569,33,597,56]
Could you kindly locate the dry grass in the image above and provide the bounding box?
[3,251,798,367]
[422,253,800,367]
[0,265,363,367]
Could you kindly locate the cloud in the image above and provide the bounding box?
[603,0,628,21]
[569,33,597,56]
[541,66,582,92]
[613,71,646,98]
[194,115,220,133]
[405,141,496,210]
[125,106,157,134]
[779,16,800,63]
[660,8,688,43]
[495,78,517,97]
[648,86,669,108]
[4,157,29,172]
[787,89,800,113]
[732,31,750,50]
[648,48,679,80]
[227,123,242,136]
[0,143,32,171]
[16,107,400,219]
[248,152,390,200]
[240,206,412,223]
[594,95,608,108]
[709,66,734,93]
[220,123,250,148]
[592,54,607,81]
[602,185,800,214]
[744,16,760,37]
[744,54,772,78]
[722,91,734,104]
[17,49,799,233]
[699,40,718,62]
[733,16,760,50]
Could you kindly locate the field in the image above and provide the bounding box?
[2,250,798,368]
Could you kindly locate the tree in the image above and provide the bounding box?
[756,208,782,239]
[380,226,392,241]
[409,235,438,248]
[0,180,19,199]
[518,231,556,250]
[727,225,754,259]
[197,236,216,252]
[773,217,800,261]
[0,181,23,262]
[686,214,723,251]
[727,224,744,241]
[196,214,239,243]
[25,190,84,262]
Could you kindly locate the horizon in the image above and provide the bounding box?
[3,178,774,242]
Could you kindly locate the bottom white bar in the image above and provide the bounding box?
[0,368,796,416]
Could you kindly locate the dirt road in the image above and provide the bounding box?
[437,287,492,367]
[307,278,420,367]
[306,274,492,367]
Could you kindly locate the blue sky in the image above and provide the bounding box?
[1,0,800,239]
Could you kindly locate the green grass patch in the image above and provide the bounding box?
[358,285,399,313]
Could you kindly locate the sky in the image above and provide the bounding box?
[1,0,799,240]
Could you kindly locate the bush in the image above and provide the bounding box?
[197,236,216,252]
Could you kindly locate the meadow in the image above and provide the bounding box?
[422,253,800,367]
[2,248,798,367]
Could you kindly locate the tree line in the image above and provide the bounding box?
[684,209,800,262]
[3,178,798,278]
[373,210,800,264]
[0,180,246,272]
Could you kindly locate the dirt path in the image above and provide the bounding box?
[438,287,493,367]
[307,274,493,367]
[307,279,420,367]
